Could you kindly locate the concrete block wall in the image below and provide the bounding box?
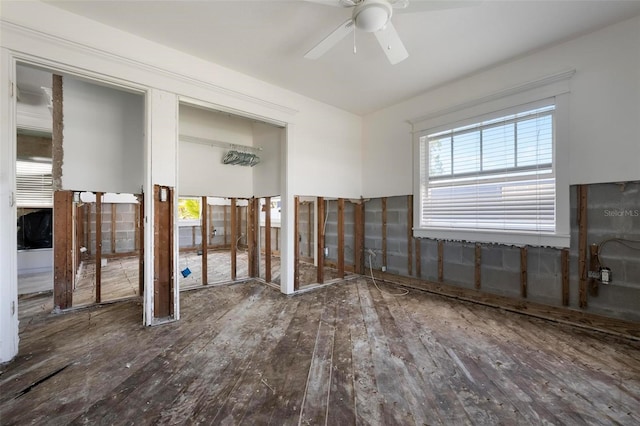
[89,203,137,254]
[208,205,228,246]
[569,182,640,320]
[321,199,357,266]
[357,182,640,322]
[297,202,313,258]
[178,225,202,248]
[324,200,338,263]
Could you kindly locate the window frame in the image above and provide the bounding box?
[411,73,572,248]
[177,196,202,227]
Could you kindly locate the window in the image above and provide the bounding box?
[16,160,53,208]
[178,197,201,222]
[416,97,568,247]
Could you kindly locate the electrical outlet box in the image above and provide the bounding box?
[381,266,387,272]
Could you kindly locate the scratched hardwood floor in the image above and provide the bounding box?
[2,278,639,425]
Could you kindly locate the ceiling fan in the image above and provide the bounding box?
[304,0,477,65]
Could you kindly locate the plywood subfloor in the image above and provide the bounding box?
[3,279,639,425]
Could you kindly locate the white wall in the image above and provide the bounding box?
[62,77,144,194]
[0,47,19,363]
[178,105,254,198]
[0,0,362,360]
[252,122,282,198]
[362,15,640,197]
[0,1,362,197]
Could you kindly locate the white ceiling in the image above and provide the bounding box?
[44,0,640,115]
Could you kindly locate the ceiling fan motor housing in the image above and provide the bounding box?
[353,0,393,32]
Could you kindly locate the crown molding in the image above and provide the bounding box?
[2,20,299,117]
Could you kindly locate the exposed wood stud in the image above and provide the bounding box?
[381,197,387,268]
[223,205,228,246]
[562,248,570,306]
[230,198,237,281]
[337,198,345,279]
[209,205,214,248]
[307,202,312,257]
[201,196,208,285]
[153,186,173,318]
[95,192,103,304]
[265,197,272,283]
[110,203,116,254]
[74,203,82,280]
[474,243,481,290]
[354,201,365,275]
[589,244,600,297]
[578,185,588,308]
[53,191,73,309]
[138,196,144,296]
[317,197,325,284]
[294,196,300,290]
[408,195,413,276]
[51,74,63,190]
[438,240,444,283]
[520,246,528,298]
[192,225,196,248]
[415,238,422,278]
[248,198,258,278]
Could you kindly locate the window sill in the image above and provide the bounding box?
[413,227,570,248]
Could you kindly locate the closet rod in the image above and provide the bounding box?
[179,134,262,153]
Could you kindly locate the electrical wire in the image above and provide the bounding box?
[597,238,640,256]
[368,251,408,296]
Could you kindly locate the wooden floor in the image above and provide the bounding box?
[2,278,639,425]
[18,251,347,319]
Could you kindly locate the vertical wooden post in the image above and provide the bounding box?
[253,198,259,277]
[53,191,73,309]
[589,244,600,296]
[223,205,228,246]
[474,243,481,290]
[415,238,422,278]
[111,203,116,254]
[381,197,387,269]
[138,196,144,296]
[561,248,570,306]
[520,246,528,298]
[337,198,345,279]
[407,195,413,276]
[294,196,300,290]
[75,202,83,276]
[247,198,258,278]
[95,192,103,304]
[578,185,588,308]
[265,197,272,283]
[191,226,196,248]
[438,240,444,282]
[153,185,173,318]
[201,196,208,285]
[51,74,63,191]
[354,201,365,275]
[307,203,312,257]
[208,205,213,248]
[230,198,237,281]
[317,197,325,284]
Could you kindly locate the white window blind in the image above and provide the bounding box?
[16,160,53,208]
[420,104,555,234]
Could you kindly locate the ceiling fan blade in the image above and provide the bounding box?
[395,0,482,13]
[304,19,355,60]
[374,21,408,65]
[303,0,355,7]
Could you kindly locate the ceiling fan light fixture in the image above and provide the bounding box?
[353,0,392,32]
